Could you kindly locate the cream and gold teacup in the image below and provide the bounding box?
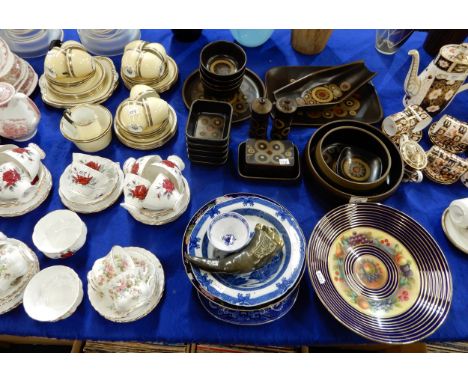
[382,105,432,139]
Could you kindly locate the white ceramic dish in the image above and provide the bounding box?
[32,209,87,259]
[23,265,82,322]
[207,212,253,252]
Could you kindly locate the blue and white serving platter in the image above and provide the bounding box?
[308,202,452,344]
[183,193,306,309]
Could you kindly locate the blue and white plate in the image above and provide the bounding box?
[183,193,305,308]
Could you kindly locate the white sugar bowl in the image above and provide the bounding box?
[32,209,87,259]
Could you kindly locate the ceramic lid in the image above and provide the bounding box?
[275,97,297,114]
[251,97,272,114]
[0,82,15,106]
[440,43,468,66]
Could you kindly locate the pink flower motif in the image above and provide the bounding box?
[12,148,29,154]
[2,169,21,187]
[398,289,410,302]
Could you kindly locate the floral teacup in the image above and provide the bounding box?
[0,143,44,181]
[121,173,151,211]
[67,162,109,198]
[88,246,135,292]
[141,173,183,211]
[423,145,468,184]
[0,162,35,203]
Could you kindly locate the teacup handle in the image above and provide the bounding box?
[62,110,78,138]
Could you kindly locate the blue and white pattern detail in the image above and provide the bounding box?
[184,194,306,307]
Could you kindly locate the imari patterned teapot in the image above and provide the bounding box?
[404,43,468,116]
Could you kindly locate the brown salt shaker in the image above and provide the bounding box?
[271,97,297,140]
[249,97,272,139]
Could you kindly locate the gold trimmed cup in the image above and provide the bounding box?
[423,145,468,184]
[428,115,468,154]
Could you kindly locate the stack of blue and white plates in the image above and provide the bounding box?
[308,202,452,344]
[183,193,306,325]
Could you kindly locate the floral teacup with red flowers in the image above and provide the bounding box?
[0,233,29,296]
[142,173,183,211]
[121,173,151,212]
[0,162,35,203]
[0,143,44,181]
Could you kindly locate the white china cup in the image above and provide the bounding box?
[207,212,253,252]
[62,105,102,141]
[448,198,468,229]
[0,143,44,180]
[32,209,87,259]
[121,173,151,210]
[0,162,35,203]
[141,173,183,211]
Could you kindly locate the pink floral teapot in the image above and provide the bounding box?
[404,43,468,116]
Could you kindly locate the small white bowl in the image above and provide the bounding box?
[207,212,252,252]
[23,265,82,322]
[32,209,87,259]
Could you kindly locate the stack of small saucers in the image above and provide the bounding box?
[59,153,124,214]
[38,40,119,108]
[0,143,52,218]
[23,265,83,322]
[0,37,38,96]
[121,154,190,225]
[186,100,232,165]
[87,246,165,322]
[0,233,40,315]
[114,85,177,150]
[182,193,306,325]
[0,29,63,58]
[121,40,178,93]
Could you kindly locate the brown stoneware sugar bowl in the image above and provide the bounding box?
[315,126,392,191]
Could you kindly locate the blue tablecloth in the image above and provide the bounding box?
[0,29,467,346]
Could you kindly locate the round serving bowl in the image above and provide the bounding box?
[199,40,247,83]
[32,209,87,259]
[305,120,404,203]
[315,126,392,191]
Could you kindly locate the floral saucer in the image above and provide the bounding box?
[87,247,164,323]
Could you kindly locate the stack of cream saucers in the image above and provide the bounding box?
[59,153,124,214]
[0,37,38,96]
[87,246,165,323]
[38,40,119,108]
[0,233,40,315]
[120,40,178,93]
[23,265,83,322]
[114,85,177,150]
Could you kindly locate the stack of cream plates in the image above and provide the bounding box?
[120,40,178,93]
[23,266,83,322]
[0,234,40,315]
[59,153,124,214]
[39,40,119,108]
[0,37,38,96]
[87,246,165,323]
